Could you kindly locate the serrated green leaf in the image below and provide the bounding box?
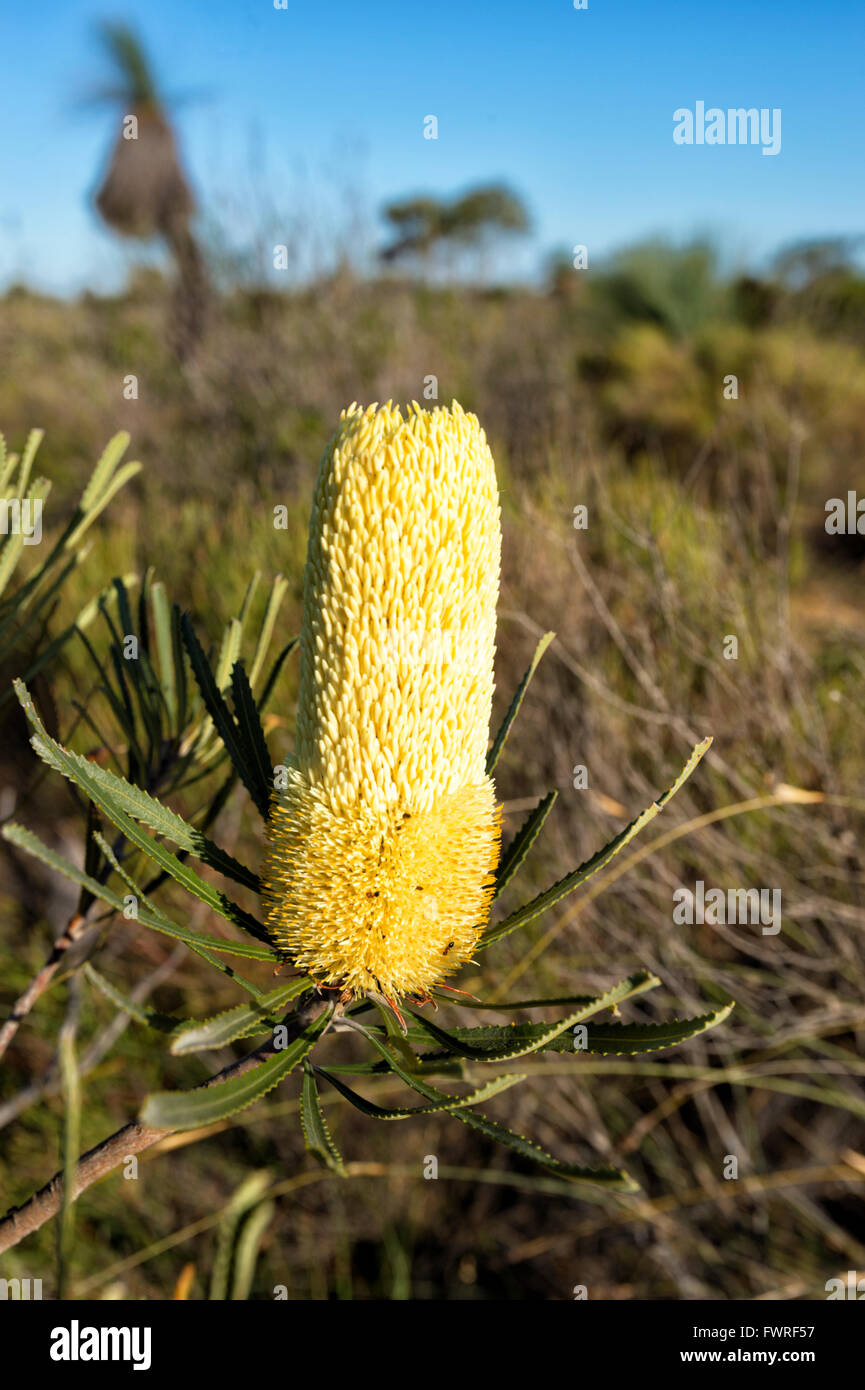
[2,822,274,976]
[16,661,256,889]
[482,738,712,948]
[181,614,266,812]
[486,631,555,775]
[171,978,313,1054]
[78,431,130,514]
[317,1064,524,1120]
[15,678,267,939]
[495,790,557,898]
[431,992,597,1011]
[139,1007,333,1130]
[230,659,273,818]
[84,963,183,1035]
[301,1062,346,1173]
[350,1014,638,1191]
[407,971,660,1062]
[65,461,142,550]
[257,637,298,714]
[405,1000,733,1060]
[547,1003,736,1055]
[457,1109,638,1190]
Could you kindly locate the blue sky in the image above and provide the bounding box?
[1,0,863,293]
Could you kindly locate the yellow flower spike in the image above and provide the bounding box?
[262,400,502,999]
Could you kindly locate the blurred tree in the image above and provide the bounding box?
[380,184,529,272]
[589,239,729,338]
[772,236,863,289]
[91,22,208,359]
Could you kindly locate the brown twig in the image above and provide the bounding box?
[0,944,186,1132]
[0,909,103,1063]
[0,991,330,1257]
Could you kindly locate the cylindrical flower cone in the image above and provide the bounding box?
[262,400,502,1000]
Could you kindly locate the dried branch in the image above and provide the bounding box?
[0,991,328,1257]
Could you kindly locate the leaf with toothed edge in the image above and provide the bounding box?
[406,971,660,1062]
[350,1013,638,1190]
[301,1062,346,1173]
[481,737,713,949]
[494,790,557,898]
[486,631,555,775]
[316,1065,525,1120]
[171,978,314,1054]
[139,1007,334,1130]
[13,679,270,944]
[2,823,275,981]
[401,1001,734,1058]
[456,1109,638,1190]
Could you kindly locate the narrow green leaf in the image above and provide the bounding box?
[84,963,183,1035]
[495,791,557,898]
[407,972,660,1062]
[139,1008,333,1130]
[430,992,597,1012]
[405,999,732,1060]
[56,1019,82,1299]
[150,582,178,734]
[544,1003,736,1055]
[65,461,142,550]
[230,659,273,818]
[350,1015,638,1191]
[171,979,313,1054]
[15,678,267,937]
[2,822,275,972]
[210,1171,272,1302]
[457,1109,638,1191]
[249,576,289,690]
[482,738,713,948]
[0,478,51,599]
[486,631,555,775]
[317,1065,524,1120]
[15,428,44,500]
[301,1062,346,1173]
[257,637,298,714]
[181,614,264,812]
[78,431,130,513]
[231,1200,275,1300]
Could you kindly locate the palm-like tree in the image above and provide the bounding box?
[92,22,208,358]
[380,185,529,275]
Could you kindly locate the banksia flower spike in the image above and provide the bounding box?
[7,421,725,1191]
[262,401,502,1003]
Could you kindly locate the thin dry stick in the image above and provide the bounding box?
[0,992,330,1257]
[0,944,186,1132]
[0,909,100,1062]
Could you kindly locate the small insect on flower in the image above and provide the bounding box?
[262,400,502,1001]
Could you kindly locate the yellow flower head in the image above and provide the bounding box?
[262,400,502,999]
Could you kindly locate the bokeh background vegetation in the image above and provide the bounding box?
[1,19,864,1302]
